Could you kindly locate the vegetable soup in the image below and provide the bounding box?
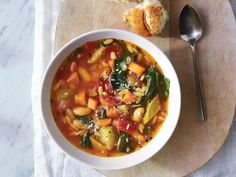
[51,39,170,157]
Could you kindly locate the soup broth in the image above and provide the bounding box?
[51,39,170,157]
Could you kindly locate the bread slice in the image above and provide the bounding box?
[123,7,150,36]
[144,5,167,35]
[123,0,168,36]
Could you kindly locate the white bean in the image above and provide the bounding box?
[73,107,92,116]
[132,107,145,122]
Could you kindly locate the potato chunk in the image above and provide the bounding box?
[98,126,118,150]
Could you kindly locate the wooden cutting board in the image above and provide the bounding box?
[54,0,236,176]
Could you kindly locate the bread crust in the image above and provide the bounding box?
[123,8,150,36]
[123,0,168,36]
[144,5,163,35]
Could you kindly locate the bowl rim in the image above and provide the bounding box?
[41,28,181,170]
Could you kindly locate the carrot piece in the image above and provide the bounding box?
[74,90,87,106]
[128,62,146,76]
[97,118,112,126]
[87,98,98,110]
[67,72,79,86]
[70,62,78,72]
[121,91,137,104]
[107,107,120,118]
[99,96,116,108]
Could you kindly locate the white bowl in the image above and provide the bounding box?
[41,29,181,170]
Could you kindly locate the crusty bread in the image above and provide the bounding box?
[144,5,164,35]
[123,0,168,36]
[123,7,150,36]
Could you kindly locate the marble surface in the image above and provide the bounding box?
[0,0,235,177]
[0,0,34,177]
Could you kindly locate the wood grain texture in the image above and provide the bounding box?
[54,0,236,176]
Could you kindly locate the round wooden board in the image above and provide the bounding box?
[54,0,236,176]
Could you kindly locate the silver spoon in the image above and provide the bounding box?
[179,5,207,121]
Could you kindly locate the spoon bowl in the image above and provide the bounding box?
[179,5,203,46]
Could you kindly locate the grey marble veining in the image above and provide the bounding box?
[0,0,235,177]
[0,0,34,177]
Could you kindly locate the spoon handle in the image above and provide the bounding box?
[191,45,207,121]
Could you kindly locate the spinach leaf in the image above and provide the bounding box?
[117,132,132,153]
[82,131,91,147]
[110,57,129,90]
[141,66,159,104]
[75,116,94,127]
[110,48,136,90]
[110,73,123,90]
[159,74,170,101]
[141,66,170,105]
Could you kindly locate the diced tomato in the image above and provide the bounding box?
[59,79,67,89]
[102,79,114,95]
[104,45,122,58]
[96,79,114,95]
[116,118,136,134]
[75,53,90,66]
[94,81,101,90]
[57,68,71,80]
[84,41,97,55]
